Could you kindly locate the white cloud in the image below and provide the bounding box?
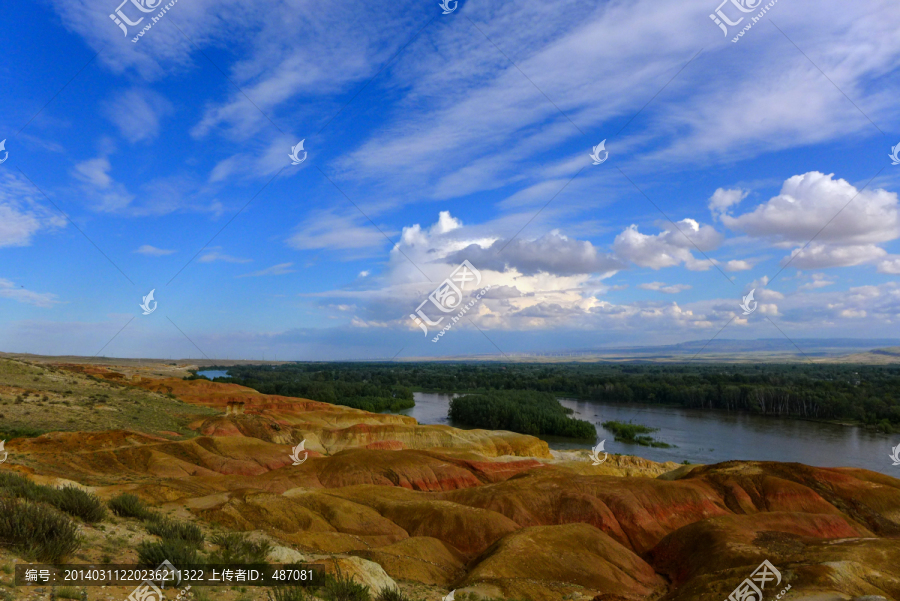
[237,262,296,277]
[723,172,900,245]
[0,279,60,308]
[135,245,175,256]
[723,259,754,272]
[287,210,392,252]
[638,282,691,294]
[785,243,887,269]
[103,88,173,143]
[612,219,722,271]
[799,273,836,290]
[446,230,624,276]
[709,188,747,217]
[198,249,251,264]
[72,155,134,212]
[878,257,900,274]
[0,173,65,247]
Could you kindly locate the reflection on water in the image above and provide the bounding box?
[399,392,898,476]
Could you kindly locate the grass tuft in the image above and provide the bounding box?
[209,532,271,565]
[146,516,205,547]
[375,588,412,601]
[108,493,154,520]
[0,473,104,523]
[136,540,203,568]
[0,497,80,562]
[320,566,371,601]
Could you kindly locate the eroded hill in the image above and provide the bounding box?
[0,357,898,601]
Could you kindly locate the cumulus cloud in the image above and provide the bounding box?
[723,259,754,272]
[878,257,900,274]
[723,172,900,245]
[708,187,747,218]
[446,230,624,276]
[612,219,723,271]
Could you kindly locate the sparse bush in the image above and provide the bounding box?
[320,567,371,601]
[268,587,313,601]
[56,586,82,599]
[0,497,80,562]
[51,486,106,523]
[136,540,203,568]
[146,516,204,547]
[375,588,411,601]
[108,494,154,520]
[0,473,104,523]
[209,532,271,565]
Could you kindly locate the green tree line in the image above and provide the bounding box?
[450,391,596,438]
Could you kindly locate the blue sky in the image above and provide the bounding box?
[1,0,900,360]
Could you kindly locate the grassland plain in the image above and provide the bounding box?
[0,358,218,446]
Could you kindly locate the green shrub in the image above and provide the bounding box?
[108,494,154,520]
[0,426,45,440]
[136,540,203,568]
[0,497,80,562]
[209,532,271,565]
[51,486,106,523]
[0,473,104,523]
[146,516,204,547]
[320,567,371,601]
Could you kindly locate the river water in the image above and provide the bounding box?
[197,370,230,379]
[396,392,899,476]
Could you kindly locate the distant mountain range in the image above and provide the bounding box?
[430,339,900,363]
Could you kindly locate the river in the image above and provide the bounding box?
[397,392,899,476]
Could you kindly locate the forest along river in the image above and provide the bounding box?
[396,392,900,476]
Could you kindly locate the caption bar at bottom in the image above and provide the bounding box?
[15,564,326,587]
